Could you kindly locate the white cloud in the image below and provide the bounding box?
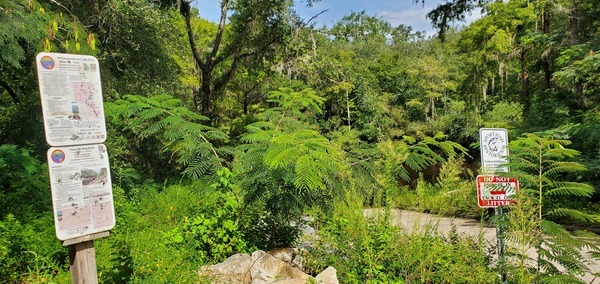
[377,9,433,35]
[376,1,483,37]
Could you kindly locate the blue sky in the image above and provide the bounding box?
[194,0,482,37]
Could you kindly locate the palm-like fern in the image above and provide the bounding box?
[235,87,345,221]
[384,132,468,182]
[504,133,599,283]
[507,133,596,222]
[105,94,228,178]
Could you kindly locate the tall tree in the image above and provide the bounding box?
[457,0,537,115]
[179,0,293,120]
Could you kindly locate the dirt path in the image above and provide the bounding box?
[363,209,600,284]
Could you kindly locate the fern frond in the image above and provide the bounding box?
[397,167,411,182]
[546,208,597,223]
[266,147,301,169]
[404,152,429,172]
[441,140,469,157]
[411,144,441,162]
[543,148,580,159]
[240,129,275,144]
[540,274,585,284]
[543,162,587,176]
[403,135,417,144]
[294,155,324,192]
[432,131,447,140]
[546,182,595,197]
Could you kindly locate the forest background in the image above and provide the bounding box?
[1,0,600,283]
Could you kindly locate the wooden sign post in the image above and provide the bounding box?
[36,53,115,284]
[63,232,109,283]
[69,241,98,283]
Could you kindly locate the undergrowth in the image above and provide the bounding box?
[305,194,498,283]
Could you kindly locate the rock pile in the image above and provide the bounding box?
[198,249,338,284]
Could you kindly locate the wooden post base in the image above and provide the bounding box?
[68,240,98,284]
[64,232,108,284]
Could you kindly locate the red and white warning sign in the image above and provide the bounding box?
[476,175,518,208]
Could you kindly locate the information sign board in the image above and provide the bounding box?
[476,175,518,208]
[479,128,509,173]
[36,52,107,146]
[47,144,115,240]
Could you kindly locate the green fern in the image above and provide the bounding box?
[504,132,599,282]
[507,133,596,222]
[385,132,468,183]
[539,273,584,284]
[235,87,345,221]
[105,94,226,178]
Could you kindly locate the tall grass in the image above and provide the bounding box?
[305,193,498,283]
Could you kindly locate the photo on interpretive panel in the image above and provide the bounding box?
[80,167,108,187]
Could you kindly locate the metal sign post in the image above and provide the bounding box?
[36,52,114,284]
[495,207,507,282]
[478,128,513,282]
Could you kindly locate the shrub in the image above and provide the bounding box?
[305,195,498,283]
[0,214,69,283]
[398,156,484,218]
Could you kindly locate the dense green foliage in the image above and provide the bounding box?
[503,133,599,283]
[307,196,498,283]
[1,0,600,282]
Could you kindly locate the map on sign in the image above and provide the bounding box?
[36,52,107,146]
[479,128,509,173]
[47,144,115,240]
[476,175,518,208]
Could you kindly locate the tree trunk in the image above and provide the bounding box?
[200,68,213,117]
[542,7,552,89]
[570,2,580,44]
[520,49,531,116]
[430,97,436,121]
[346,89,351,131]
[243,92,249,115]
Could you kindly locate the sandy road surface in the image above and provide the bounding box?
[363,209,600,284]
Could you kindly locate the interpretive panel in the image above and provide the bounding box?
[47,144,115,240]
[36,52,107,146]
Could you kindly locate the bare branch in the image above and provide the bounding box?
[209,0,231,63]
[304,9,328,27]
[181,1,205,70]
[213,59,239,95]
[0,79,20,103]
